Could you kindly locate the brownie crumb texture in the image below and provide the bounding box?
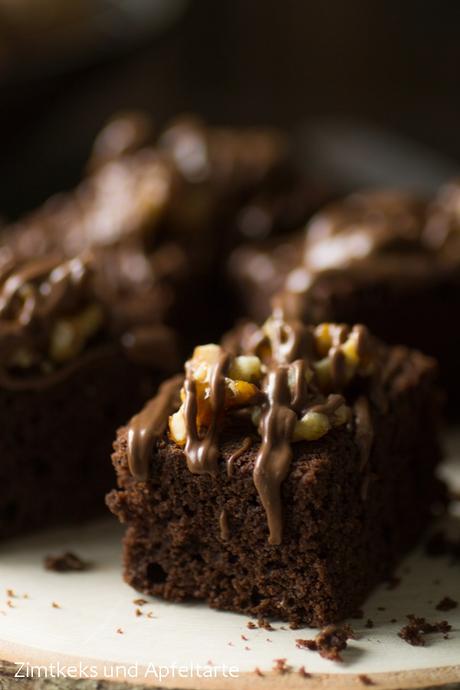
[298,665,311,678]
[435,596,458,612]
[358,673,375,686]
[133,597,148,606]
[44,552,91,572]
[272,658,290,674]
[296,624,355,661]
[398,615,451,646]
[365,618,374,629]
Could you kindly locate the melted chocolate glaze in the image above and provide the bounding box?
[184,353,230,476]
[127,374,183,480]
[253,366,298,545]
[126,315,396,544]
[0,114,297,390]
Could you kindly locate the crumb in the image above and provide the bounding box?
[390,618,397,623]
[266,638,272,642]
[245,646,251,651]
[247,621,257,629]
[22,593,29,600]
[135,608,142,617]
[365,619,374,629]
[44,552,91,572]
[227,642,234,647]
[254,667,264,677]
[6,600,14,608]
[146,611,154,619]
[398,615,451,646]
[51,601,61,609]
[352,609,364,619]
[241,634,248,641]
[258,618,274,631]
[377,606,386,611]
[116,628,124,635]
[133,598,148,606]
[358,674,375,685]
[386,576,401,590]
[436,596,458,612]
[289,620,301,630]
[298,665,311,678]
[296,625,355,662]
[6,589,16,598]
[273,658,290,674]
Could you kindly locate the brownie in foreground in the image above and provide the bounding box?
[107,312,443,625]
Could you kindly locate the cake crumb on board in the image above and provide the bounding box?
[296,624,355,662]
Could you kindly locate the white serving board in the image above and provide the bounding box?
[0,433,459,690]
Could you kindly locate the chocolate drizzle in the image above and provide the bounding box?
[226,436,253,477]
[0,254,94,372]
[127,374,183,480]
[288,359,309,412]
[253,367,298,545]
[126,314,382,545]
[219,509,230,540]
[183,353,230,476]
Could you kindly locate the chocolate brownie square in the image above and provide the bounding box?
[229,185,460,407]
[107,313,443,625]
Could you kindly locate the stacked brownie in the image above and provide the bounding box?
[0,113,320,538]
[230,184,460,406]
[108,312,443,625]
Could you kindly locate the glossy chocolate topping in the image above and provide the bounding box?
[0,113,295,388]
[0,253,96,374]
[278,184,460,313]
[253,366,297,544]
[183,352,230,476]
[126,313,390,544]
[127,374,183,481]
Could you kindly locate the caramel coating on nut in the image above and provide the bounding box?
[168,318,375,447]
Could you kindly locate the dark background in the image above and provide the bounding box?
[1,0,459,217]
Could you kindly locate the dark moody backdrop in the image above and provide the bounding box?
[1,0,459,217]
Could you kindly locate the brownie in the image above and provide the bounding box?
[229,185,460,407]
[0,113,324,539]
[0,249,180,539]
[107,313,443,625]
[3,113,322,345]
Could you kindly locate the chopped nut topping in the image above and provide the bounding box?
[168,319,375,448]
[293,410,331,441]
[49,303,104,363]
[169,345,261,445]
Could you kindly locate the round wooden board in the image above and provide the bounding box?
[0,434,459,690]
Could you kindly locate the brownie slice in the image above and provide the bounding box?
[0,249,179,539]
[107,314,442,626]
[229,186,460,407]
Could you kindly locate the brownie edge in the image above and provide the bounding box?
[107,345,442,626]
